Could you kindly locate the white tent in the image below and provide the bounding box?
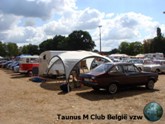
[47,51,113,81]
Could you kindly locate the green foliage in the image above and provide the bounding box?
[143,27,165,54]
[109,48,120,54]
[53,35,67,50]
[157,27,163,38]
[118,41,130,54]
[0,41,6,57]
[143,40,152,53]
[118,41,143,55]
[21,44,39,55]
[5,42,19,57]
[39,39,53,53]
[129,41,143,55]
[39,31,95,52]
[67,30,95,50]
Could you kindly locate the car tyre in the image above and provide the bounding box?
[27,70,32,76]
[108,83,118,94]
[155,69,160,74]
[146,80,155,90]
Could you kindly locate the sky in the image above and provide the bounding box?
[0,0,165,51]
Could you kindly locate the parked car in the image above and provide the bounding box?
[0,60,7,68]
[10,61,19,70]
[128,59,144,71]
[79,62,158,94]
[1,61,12,68]
[14,65,19,73]
[143,60,165,73]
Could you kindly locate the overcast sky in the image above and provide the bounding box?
[0,0,165,51]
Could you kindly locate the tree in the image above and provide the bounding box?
[129,42,143,55]
[118,41,130,54]
[67,30,95,51]
[109,48,120,54]
[52,35,67,50]
[150,27,165,54]
[39,31,95,51]
[27,44,39,55]
[39,35,67,52]
[143,39,152,53]
[157,27,163,38]
[0,41,6,57]
[6,42,19,57]
[39,39,53,53]
[118,41,143,55]
[21,44,39,55]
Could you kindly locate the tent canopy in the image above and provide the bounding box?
[47,51,112,81]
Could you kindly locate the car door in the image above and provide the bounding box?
[105,65,126,85]
[122,64,144,85]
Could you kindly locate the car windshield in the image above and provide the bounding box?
[91,64,113,73]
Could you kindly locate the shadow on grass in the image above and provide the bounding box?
[40,80,90,92]
[76,86,159,101]
[40,82,62,91]
[10,73,30,79]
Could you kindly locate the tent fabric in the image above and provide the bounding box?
[47,51,112,81]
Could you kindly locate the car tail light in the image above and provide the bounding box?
[92,79,97,83]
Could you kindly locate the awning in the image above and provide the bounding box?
[47,51,112,81]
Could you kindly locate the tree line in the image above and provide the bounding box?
[109,27,165,56]
[0,30,95,57]
[0,27,164,57]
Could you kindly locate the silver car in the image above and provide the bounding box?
[143,60,165,73]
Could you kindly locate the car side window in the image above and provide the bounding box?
[109,65,123,73]
[116,65,123,73]
[123,65,139,73]
[26,58,29,63]
[110,66,119,73]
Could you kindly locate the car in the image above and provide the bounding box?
[1,61,12,68]
[13,65,19,73]
[0,60,7,68]
[128,59,144,71]
[143,60,165,73]
[79,62,158,94]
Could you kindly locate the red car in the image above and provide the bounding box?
[79,62,158,94]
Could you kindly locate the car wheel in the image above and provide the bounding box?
[108,83,118,94]
[27,70,32,76]
[92,86,100,91]
[155,69,160,74]
[146,80,155,90]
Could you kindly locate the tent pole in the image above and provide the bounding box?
[67,78,70,92]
